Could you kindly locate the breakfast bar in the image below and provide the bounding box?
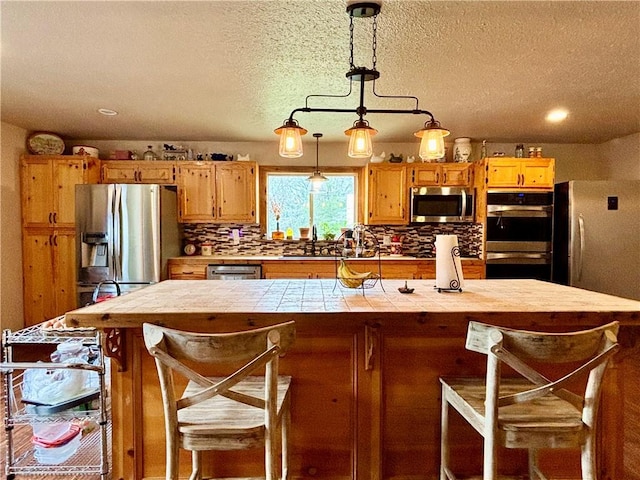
[65,279,640,480]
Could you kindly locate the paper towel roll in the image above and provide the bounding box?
[435,234,464,291]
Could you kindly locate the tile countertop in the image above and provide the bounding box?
[66,279,640,328]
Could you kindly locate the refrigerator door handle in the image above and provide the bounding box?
[113,186,123,280]
[578,213,585,281]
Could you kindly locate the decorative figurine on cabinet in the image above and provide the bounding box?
[370,151,385,163]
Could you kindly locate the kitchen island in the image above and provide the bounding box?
[65,279,640,480]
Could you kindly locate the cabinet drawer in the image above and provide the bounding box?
[169,264,206,280]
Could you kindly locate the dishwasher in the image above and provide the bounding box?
[206,264,262,280]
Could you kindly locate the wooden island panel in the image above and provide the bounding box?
[65,279,640,480]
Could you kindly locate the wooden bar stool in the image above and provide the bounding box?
[143,321,296,480]
[440,321,619,480]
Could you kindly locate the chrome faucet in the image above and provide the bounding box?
[304,225,319,256]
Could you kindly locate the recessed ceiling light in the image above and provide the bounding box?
[97,108,118,116]
[546,109,568,123]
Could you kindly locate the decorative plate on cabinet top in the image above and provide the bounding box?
[27,132,65,155]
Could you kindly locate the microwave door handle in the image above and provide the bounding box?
[578,213,585,281]
[460,190,467,220]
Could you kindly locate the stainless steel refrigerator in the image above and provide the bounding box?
[75,184,180,307]
[552,180,640,301]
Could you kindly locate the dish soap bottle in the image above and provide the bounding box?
[143,145,156,161]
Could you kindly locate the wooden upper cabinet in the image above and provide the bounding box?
[410,163,472,187]
[101,160,176,184]
[484,158,555,189]
[215,162,257,222]
[21,155,100,228]
[520,159,555,188]
[176,161,257,223]
[177,162,216,222]
[366,164,407,225]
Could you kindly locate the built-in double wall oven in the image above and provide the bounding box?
[485,191,553,280]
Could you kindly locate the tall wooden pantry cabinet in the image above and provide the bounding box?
[21,154,100,325]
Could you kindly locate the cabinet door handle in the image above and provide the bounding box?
[218,206,222,217]
[443,173,447,184]
[53,212,57,224]
[49,212,53,224]
[436,172,440,183]
[52,234,57,247]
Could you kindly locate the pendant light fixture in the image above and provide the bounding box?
[274,1,449,160]
[308,133,328,193]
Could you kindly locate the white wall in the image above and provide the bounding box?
[0,122,26,332]
[599,132,640,180]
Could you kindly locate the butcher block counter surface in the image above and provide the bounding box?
[63,279,640,480]
[66,279,639,328]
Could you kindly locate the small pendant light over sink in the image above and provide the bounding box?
[308,133,327,194]
[274,1,449,160]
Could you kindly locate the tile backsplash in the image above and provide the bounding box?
[183,223,483,258]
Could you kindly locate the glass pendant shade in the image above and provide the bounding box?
[275,120,307,158]
[308,171,327,193]
[345,120,377,158]
[414,120,450,160]
[308,132,327,193]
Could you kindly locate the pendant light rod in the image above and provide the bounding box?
[314,132,323,170]
[284,106,437,123]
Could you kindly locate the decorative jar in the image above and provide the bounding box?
[453,138,472,163]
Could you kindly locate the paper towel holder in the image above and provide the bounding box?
[435,245,463,293]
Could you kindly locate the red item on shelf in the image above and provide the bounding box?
[32,424,81,448]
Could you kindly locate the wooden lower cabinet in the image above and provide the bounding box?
[113,315,630,479]
[258,259,483,280]
[22,227,77,325]
[169,258,486,281]
[262,261,336,279]
[262,260,420,280]
[418,261,485,279]
[168,261,207,280]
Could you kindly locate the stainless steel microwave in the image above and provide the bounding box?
[410,186,474,223]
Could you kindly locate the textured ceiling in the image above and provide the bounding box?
[2,1,639,145]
